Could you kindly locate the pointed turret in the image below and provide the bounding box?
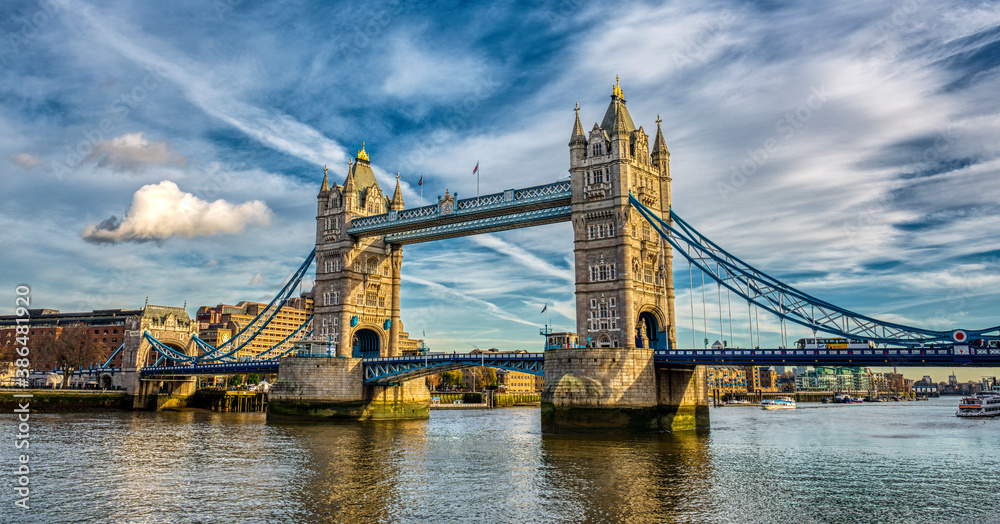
[391,173,404,211]
[320,164,330,192]
[570,102,587,146]
[343,159,357,192]
[651,115,669,160]
[599,76,636,136]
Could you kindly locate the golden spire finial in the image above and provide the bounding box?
[656,115,662,127]
[612,75,623,99]
[574,102,580,113]
[358,141,369,162]
[396,171,400,180]
[324,164,328,176]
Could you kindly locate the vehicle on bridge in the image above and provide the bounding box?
[795,337,875,350]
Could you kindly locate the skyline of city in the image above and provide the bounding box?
[3,1,1000,382]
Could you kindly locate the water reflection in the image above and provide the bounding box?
[6,401,999,523]
[540,431,713,523]
[279,420,426,522]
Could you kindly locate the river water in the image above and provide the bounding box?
[3,397,998,523]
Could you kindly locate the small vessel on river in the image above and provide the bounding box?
[956,384,1000,418]
[761,397,796,410]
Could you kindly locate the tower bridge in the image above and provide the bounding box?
[123,78,1000,431]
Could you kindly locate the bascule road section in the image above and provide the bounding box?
[128,78,998,432]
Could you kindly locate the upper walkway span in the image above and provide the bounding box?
[347,181,571,243]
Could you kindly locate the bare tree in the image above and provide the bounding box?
[34,325,109,388]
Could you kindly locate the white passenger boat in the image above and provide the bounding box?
[761,397,796,410]
[956,385,1000,417]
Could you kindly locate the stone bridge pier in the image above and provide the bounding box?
[267,355,430,421]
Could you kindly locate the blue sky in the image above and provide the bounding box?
[2,0,1000,381]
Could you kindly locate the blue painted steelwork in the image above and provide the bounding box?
[629,194,1000,347]
[247,315,315,360]
[142,250,316,364]
[101,343,124,369]
[362,353,544,384]
[383,206,571,244]
[653,346,1000,367]
[348,181,571,240]
[189,249,316,362]
[141,361,279,377]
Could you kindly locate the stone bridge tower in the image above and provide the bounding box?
[542,79,706,433]
[568,77,676,350]
[120,303,199,408]
[314,144,403,358]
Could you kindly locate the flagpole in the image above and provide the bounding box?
[477,164,480,198]
[419,173,423,206]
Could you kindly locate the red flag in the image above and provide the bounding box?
[472,161,479,175]
[418,175,423,186]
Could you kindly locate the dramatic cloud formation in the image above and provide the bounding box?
[10,153,44,169]
[83,132,186,173]
[80,180,273,244]
[1,0,998,380]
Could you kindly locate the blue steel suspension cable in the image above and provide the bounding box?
[627,193,967,346]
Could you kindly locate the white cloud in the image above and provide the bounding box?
[80,180,272,244]
[83,132,185,173]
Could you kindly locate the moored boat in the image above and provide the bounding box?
[761,397,796,410]
[956,384,1000,417]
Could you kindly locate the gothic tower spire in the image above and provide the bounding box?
[391,172,404,210]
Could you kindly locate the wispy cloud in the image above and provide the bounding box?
[10,153,44,169]
[83,132,185,173]
[401,273,541,328]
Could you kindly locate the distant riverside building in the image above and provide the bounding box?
[0,304,192,369]
[794,366,873,392]
[743,366,779,393]
[196,295,313,359]
[397,331,428,355]
[707,367,747,394]
[497,369,539,393]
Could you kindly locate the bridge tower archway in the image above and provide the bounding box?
[352,327,382,358]
[636,310,665,349]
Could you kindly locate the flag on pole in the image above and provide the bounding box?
[418,175,423,186]
[472,161,479,175]
[541,304,547,313]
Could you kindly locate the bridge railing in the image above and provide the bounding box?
[347,181,571,236]
[653,346,1000,365]
[364,353,544,364]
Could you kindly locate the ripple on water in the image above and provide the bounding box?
[1,398,998,523]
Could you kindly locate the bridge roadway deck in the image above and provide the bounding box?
[139,345,1000,381]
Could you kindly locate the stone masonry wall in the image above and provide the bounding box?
[270,357,365,402]
[542,347,657,408]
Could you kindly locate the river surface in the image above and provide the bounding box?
[3,397,998,523]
